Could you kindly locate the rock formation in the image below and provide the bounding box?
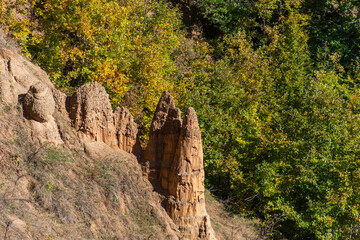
[114,107,141,155]
[52,88,69,115]
[166,107,215,240]
[159,107,182,190]
[143,91,181,181]
[21,83,63,145]
[68,82,140,154]
[23,83,55,122]
[0,46,53,105]
[0,42,216,239]
[69,82,116,145]
[143,92,216,240]
[0,46,65,145]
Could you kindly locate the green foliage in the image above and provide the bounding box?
[1,0,184,131]
[186,4,360,239]
[305,0,360,71]
[192,0,305,36]
[191,0,247,33]
[3,0,360,239]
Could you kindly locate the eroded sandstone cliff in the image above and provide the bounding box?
[0,43,215,239]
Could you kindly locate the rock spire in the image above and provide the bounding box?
[143,92,216,240]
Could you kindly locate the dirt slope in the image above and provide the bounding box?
[0,32,262,240]
[0,106,179,239]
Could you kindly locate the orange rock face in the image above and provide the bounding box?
[143,92,216,240]
[143,91,180,181]
[114,107,141,155]
[23,83,55,123]
[0,46,53,106]
[68,82,140,154]
[69,82,115,145]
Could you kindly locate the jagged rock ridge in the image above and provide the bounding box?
[19,80,141,155]
[67,82,141,154]
[0,43,216,239]
[143,92,216,240]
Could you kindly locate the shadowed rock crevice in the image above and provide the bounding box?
[114,106,142,155]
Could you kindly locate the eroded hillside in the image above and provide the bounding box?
[0,34,261,239]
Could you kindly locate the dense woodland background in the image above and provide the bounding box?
[1,0,360,239]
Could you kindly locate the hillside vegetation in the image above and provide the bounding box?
[0,33,263,239]
[2,0,360,239]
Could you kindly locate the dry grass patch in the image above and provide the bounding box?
[205,190,264,240]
